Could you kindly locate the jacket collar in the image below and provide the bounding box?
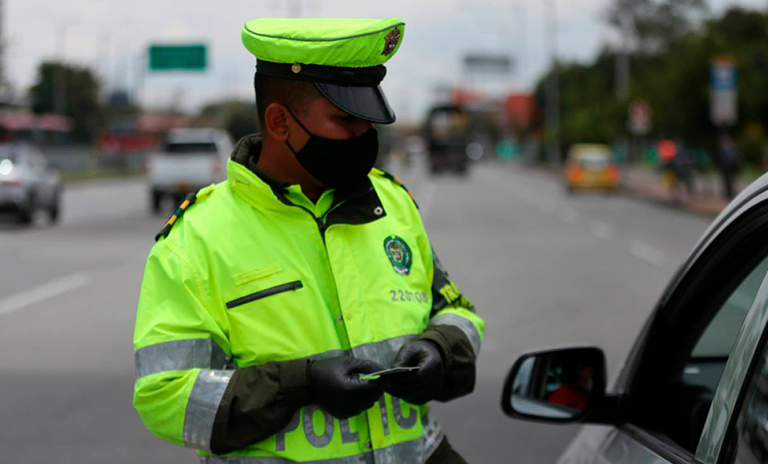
[228,134,387,225]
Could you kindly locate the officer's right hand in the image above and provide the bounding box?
[308,356,384,419]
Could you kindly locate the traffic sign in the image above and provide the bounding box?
[463,54,514,76]
[710,55,737,126]
[629,100,652,136]
[149,45,207,71]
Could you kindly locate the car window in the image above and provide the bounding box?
[685,254,768,392]
[643,252,768,454]
[577,157,609,169]
[0,145,19,163]
[726,318,768,463]
[165,142,218,154]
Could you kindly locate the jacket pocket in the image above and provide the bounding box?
[233,263,285,286]
[226,280,304,309]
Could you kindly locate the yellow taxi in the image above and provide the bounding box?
[564,144,620,193]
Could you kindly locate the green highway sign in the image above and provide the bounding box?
[149,44,207,71]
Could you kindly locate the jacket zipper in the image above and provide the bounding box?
[290,202,343,242]
[287,202,353,348]
[226,280,303,309]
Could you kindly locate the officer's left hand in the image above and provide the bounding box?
[385,340,444,405]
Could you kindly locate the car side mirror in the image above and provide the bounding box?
[501,346,609,423]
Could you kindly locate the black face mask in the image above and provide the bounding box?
[285,108,379,189]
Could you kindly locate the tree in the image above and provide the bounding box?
[534,50,625,152]
[29,62,103,142]
[533,5,768,168]
[195,100,259,141]
[606,0,707,52]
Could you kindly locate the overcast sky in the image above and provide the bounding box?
[6,0,766,122]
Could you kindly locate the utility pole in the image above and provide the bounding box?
[615,12,630,101]
[616,11,631,162]
[544,0,560,165]
[0,0,4,92]
[517,1,527,89]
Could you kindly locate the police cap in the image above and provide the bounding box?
[242,18,405,124]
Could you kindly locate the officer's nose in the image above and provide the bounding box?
[351,119,373,137]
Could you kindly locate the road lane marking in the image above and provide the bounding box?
[628,240,666,267]
[0,273,91,316]
[591,221,616,241]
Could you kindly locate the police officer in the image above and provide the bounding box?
[134,17,484,464]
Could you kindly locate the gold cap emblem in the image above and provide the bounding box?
[382,28,400,56]
[291,63,302,74]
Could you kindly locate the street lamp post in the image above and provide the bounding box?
[53,25,68,116]
[0,0,4,91]
[615,12,630,101]
[616,11,631,163]
[544,0,561,165]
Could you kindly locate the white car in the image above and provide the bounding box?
[147,128,232,213]
[0,143,62,225]
[503,171,768,464]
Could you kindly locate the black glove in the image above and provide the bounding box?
[385,340,444,405]
[308,356,385,419]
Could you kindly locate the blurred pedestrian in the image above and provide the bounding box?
[671,139,695,201]
[133,17,484,464]
[658,138,678,194]
[719,134,740,199]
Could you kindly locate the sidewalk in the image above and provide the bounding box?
[621,167,752,217]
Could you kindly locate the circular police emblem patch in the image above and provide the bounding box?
[384,236,412,275]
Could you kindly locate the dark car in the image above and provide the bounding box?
[0,143,62,225]
[425,105,470,175]
[502,171,768,464]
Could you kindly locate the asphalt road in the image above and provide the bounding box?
[0,158,711,463]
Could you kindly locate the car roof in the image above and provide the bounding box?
[165,128,226,144]
[568,144,611,159]
[0,143,33,157]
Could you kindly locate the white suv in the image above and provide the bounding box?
[147,128,233,213]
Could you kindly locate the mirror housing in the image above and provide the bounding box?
[501,346,619,424]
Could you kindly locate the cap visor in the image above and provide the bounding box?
[315,83,396,125]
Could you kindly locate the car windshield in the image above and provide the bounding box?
[165,142,217,154]
[578,157,609,169]
[0,146,19,162]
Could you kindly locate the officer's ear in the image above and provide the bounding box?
[264,103,290,142]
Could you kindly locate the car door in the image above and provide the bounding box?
[29,149,53,206]
[38,151,60,207]
[713,308,768,464]
[559,198,768,464]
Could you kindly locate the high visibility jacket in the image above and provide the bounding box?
[134,135,484,463]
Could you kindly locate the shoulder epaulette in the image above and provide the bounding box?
[375,169,419,209]
[154,184,216,242]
